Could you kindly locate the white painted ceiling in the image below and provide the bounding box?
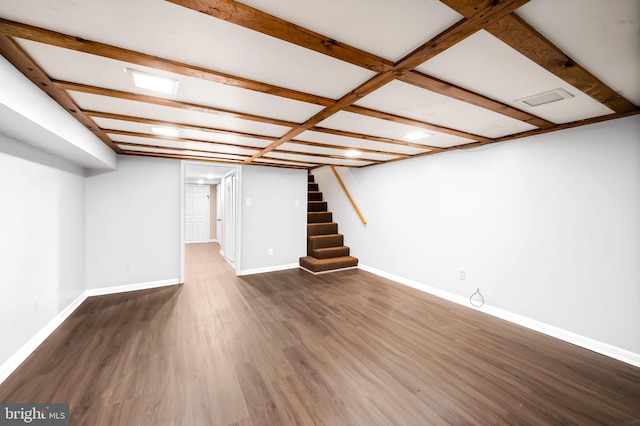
[0,0,637,170]
[185,164,233,184]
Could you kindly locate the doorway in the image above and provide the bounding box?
[180,162,241,282]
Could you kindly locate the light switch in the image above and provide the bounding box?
[246,198,251,206]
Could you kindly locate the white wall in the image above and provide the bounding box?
[86,155,181,289]
[314,116,640,356]
[0,135,86,367]
[240,165,307,273]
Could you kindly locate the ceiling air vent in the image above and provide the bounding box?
[517,88,574,107]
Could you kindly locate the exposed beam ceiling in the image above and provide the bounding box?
[0,0,636,170]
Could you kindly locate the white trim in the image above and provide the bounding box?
[84,278,181,297]
[0,278,182,385]
[0,292,87,385]
[209,238,219,243]
[239,263,299,276]
[299,265,359,275]
[179,161,186,283]
[359,264,640,368]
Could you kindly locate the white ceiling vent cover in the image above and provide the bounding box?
[517,88,574,107]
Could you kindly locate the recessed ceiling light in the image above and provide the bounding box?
[517,88,574,107]
[126,68,179,95]
[150,126,179,137]
[403,130,431,141]
[345,150,362,157]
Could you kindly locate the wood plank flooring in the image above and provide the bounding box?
[1,243,639,425]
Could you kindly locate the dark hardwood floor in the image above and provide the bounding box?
[1,243,639,425]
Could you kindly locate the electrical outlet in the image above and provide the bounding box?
[459,270,466,281]
[124,261,132,271]
[33,296,39,312]
[268,248,273,256]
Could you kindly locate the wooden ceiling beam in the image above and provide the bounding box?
[346,105,490,142]
[166,0,393,73]
[288,140,410,158]
[0,33,122,153]
[310,126,437,150]
[121,150,251,166]
[270,148,382,164]
[116,141,251,160]
[85,110,276,142]
[106,129,264,152]
[55,81,299,128]
[262,154,368,168]
[438,3,635,113]
[119,143,321,167]
[400,71,553,128]
[0,18,334,107]
[252,158,319,168]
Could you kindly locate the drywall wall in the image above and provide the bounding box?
[0,135,86,367]
[0,55,116,170]
[314,115,640,356]
[86,155,181,289]
[240,165,307,273]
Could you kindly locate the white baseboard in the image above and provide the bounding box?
[0,278,183,386]
[84,278,181,297]
[238,263,299,276]
[359,264,640,369]
[0,292,86,385]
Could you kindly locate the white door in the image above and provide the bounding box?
[222,171,237,262]
[185,184,210,243]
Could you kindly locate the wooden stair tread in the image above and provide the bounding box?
[307,212,333,223]
[299,256,359,273]
[308,201,328,212]
[307,222,339,236]
[310,246,350,259]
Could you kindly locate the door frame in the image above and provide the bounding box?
[221,169,238,264]
[180,161,242,282]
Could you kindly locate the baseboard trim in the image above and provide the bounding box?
[0,292,86,385]
[358,264,640,368]
[299,265,359,275]
[84,278,182,297]
[238,263,299,276]
[0,278,183,386]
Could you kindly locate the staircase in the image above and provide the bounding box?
[299,174,358,273]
